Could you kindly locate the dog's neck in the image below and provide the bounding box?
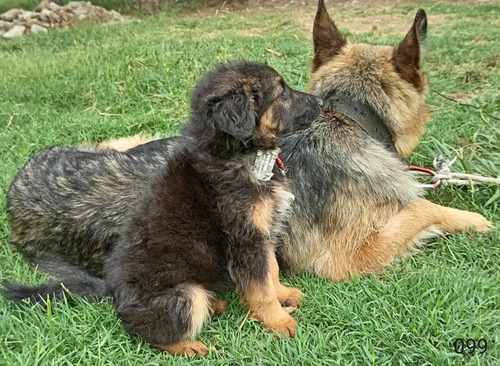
[327,91,397,154]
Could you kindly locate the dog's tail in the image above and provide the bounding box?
[2,269,111,304]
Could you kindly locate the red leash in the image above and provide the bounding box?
[407,165,441,189]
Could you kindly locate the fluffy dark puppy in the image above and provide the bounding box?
[5,2,492,288]
[4,60,323,356]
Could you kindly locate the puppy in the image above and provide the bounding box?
[4,60,323,356]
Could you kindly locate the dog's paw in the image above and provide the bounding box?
[278,287,303,308]
[152,340,209,356]
[467,213,493,233]
[282,305,297,314]
[263,312,297,338]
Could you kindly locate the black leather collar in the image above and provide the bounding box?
[328,91,397,154]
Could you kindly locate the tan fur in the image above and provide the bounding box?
[210,298,228,317]
[252,197,275,235]
[259,107,278,136]
[238,246,297,337]
[308,43,430,158]
[95,135,152,152]
[352,199,492,276]
[184,285,213,340]
[268,247,302,307]
[151,340,209,356]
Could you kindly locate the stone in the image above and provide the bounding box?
[25,18,39,27]
[18,11,37,21]
[0,19,11,31]
[48,2,62,12]
[39,9,60,23]
[108,10,124,22]
[31,24,48,34]
[0,8,23,21]
[2,25,25,38]
[35,0,50,12]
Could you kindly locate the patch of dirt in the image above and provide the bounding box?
[196,0,498,36]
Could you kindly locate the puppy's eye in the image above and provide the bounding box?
[252,90,261,103]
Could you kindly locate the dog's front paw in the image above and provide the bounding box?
[278,286,303,307]
[468,213,493,233]
[263,312,297,338]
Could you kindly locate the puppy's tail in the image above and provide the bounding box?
[2,270,111,304]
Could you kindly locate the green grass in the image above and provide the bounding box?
[1,2,499,365]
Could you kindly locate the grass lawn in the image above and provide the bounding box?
[0,1,499,365]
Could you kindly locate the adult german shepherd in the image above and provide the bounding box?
[4,1,492,289]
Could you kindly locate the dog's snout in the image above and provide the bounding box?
[317,98,324,108]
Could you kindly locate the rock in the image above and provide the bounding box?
[67,2,92,11]
[2,25,26,38]
[48,2,62,12]
[0,19,11,31]
[31,24,48,34]
[0,8,23,21]
[0,1,127,38]
[108,10,124,22]
[35,0,50,12]
[47,10,61,23]
[18,11,37,21]
[25,18,39,27]
[39,8,60,23]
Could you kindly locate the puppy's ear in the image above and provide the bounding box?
[212,92,256,141]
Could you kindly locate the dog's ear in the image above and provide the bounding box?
[392,9,427,86]
[211,92,256,141]
[312,0,347,73]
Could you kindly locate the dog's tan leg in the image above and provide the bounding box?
[151,340,209,356]
[352,199,492,276]
[238,248,297,337]
[268,248,302,308]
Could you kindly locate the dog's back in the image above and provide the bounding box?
[7,137,180,277]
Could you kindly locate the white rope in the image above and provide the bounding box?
[431,156,500,186]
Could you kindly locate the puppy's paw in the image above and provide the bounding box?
[152,340,209,356]
[278,287,303,307]
[263,312,297,338]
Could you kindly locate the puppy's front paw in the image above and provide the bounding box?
[152,340,209,356]
[263,312,297,338]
